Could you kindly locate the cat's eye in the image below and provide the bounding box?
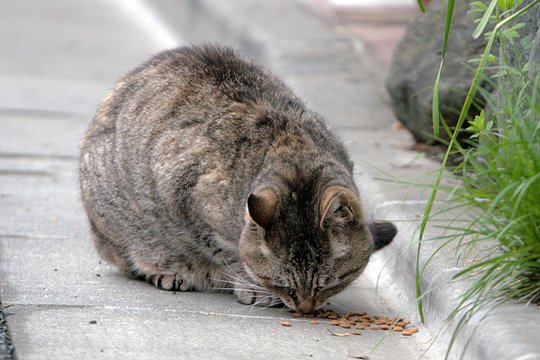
[287,288,297,301]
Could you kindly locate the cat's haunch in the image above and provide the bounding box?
[79,45,396,313]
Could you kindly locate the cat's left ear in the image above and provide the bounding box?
[247,189,277,229]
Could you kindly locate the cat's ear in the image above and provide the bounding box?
[369,221,397,251]
[319,186,362,230]
[247,189,277,229]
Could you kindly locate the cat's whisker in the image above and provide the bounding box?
[269,298,283,307]
[224,278,263,289]
[214,279,266,291]
[209,287,235,292]
[250,297,284,314]
[215,268,266,291]
[247,295,274,314]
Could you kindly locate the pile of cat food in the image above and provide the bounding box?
[281,309,419,337]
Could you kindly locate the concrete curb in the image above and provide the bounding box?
[0,302,15,360]
[149,0,540,359]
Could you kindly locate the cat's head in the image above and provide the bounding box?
[239,185,397,313]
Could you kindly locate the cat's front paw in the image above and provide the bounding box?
[234,286,282,307]
[147,273,191,291]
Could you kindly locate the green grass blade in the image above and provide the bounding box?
[432,61,443,139]
[417,0,426,13]
[442,0,455,58]
[420,0,456,319]
[473,0,498,39]
[432,0,455,138]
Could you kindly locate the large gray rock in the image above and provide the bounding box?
[496,0,540,114]
[386,0,490,144]
[502,0,540,75]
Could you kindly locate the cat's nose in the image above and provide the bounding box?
[297,299,315,314]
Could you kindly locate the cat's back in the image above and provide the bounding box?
[81,45,347,181]
[85,46,299,137]
[80,45,351,235]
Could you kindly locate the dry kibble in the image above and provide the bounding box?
[326,312,339,319]
[392,121,405,130]
[282,309,416,338]
[345,312,366,319]
[339,321,353,329]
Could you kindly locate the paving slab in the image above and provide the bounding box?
[0,0,164,83]
[149,0,540,358]
[3,0,537,359]
[6,304,433,360]
[0,0,445,359]
[0,75,107,116]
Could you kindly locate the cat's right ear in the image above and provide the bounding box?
[247,189,277,229]
[319,186,362,230]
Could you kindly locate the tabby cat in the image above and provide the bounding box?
[79,45,396,313]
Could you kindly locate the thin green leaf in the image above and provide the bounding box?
[442,0,455,58]
[417,0,426,13]
[431,0,455,139]
[432,60,444,139]
[471,1,488,11]
[473,0,497,39]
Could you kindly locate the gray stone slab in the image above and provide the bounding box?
[0,114,87,158]
[286,75,394,130]
[0,0,164,83]
[0,158,86,238]
[0,75,107,116]
[5,305,432,360]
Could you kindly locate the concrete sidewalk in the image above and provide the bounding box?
[1,0,538,359]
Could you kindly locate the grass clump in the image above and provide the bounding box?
[452,75,540,305]
[413,0,540,357]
